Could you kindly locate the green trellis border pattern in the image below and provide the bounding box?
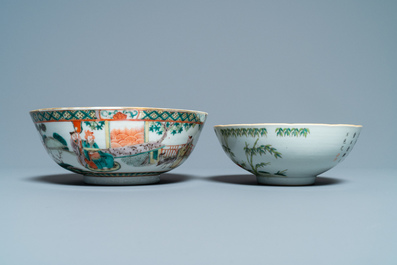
[31,109,206,124]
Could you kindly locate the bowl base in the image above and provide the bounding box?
[83,175,161,185]
[256,175,316,186]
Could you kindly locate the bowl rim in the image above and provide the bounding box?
[30,106,208,115]
[214,123,362,128]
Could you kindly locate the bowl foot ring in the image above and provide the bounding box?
[83,175,161,185]
[256,175,316,186]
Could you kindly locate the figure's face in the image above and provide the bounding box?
[87,135,94,143]
[71,132,80,141]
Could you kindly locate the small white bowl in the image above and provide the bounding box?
[31,107,207,185]
[214,123,362,185]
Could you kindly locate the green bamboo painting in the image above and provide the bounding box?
[275,128,310,137]
[219,128,267,138]
[218,127,288,177]
[240,138,283,176]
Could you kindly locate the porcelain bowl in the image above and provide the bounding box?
[214,123,362,185]
[30,107,207,185]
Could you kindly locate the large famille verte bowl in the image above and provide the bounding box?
[30,107,207,185]
[214,123,362,185]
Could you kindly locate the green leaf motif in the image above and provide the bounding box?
[220,131,288,177]
[222,144,235,157]
[275,169,288,176]
[149,121,193,136]
[273,152,282,159]
[84,121,105,131]
[220,128,268,138]
[256,162,270,168]
[240,138,284,176]
[149,122,163,134]
[275,128,310,138]
[291,128,299,137]
[53,133,67,147]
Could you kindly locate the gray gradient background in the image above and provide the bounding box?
[1,1,396,264]
[1,0,396,170]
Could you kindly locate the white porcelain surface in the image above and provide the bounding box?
[214,123,362,185]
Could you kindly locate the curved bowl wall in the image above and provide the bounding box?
[214,123,362,185]
[31,107,207,185]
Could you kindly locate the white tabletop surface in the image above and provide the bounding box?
[1,166,396,265]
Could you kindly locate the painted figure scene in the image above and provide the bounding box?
[34,113,202,176]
